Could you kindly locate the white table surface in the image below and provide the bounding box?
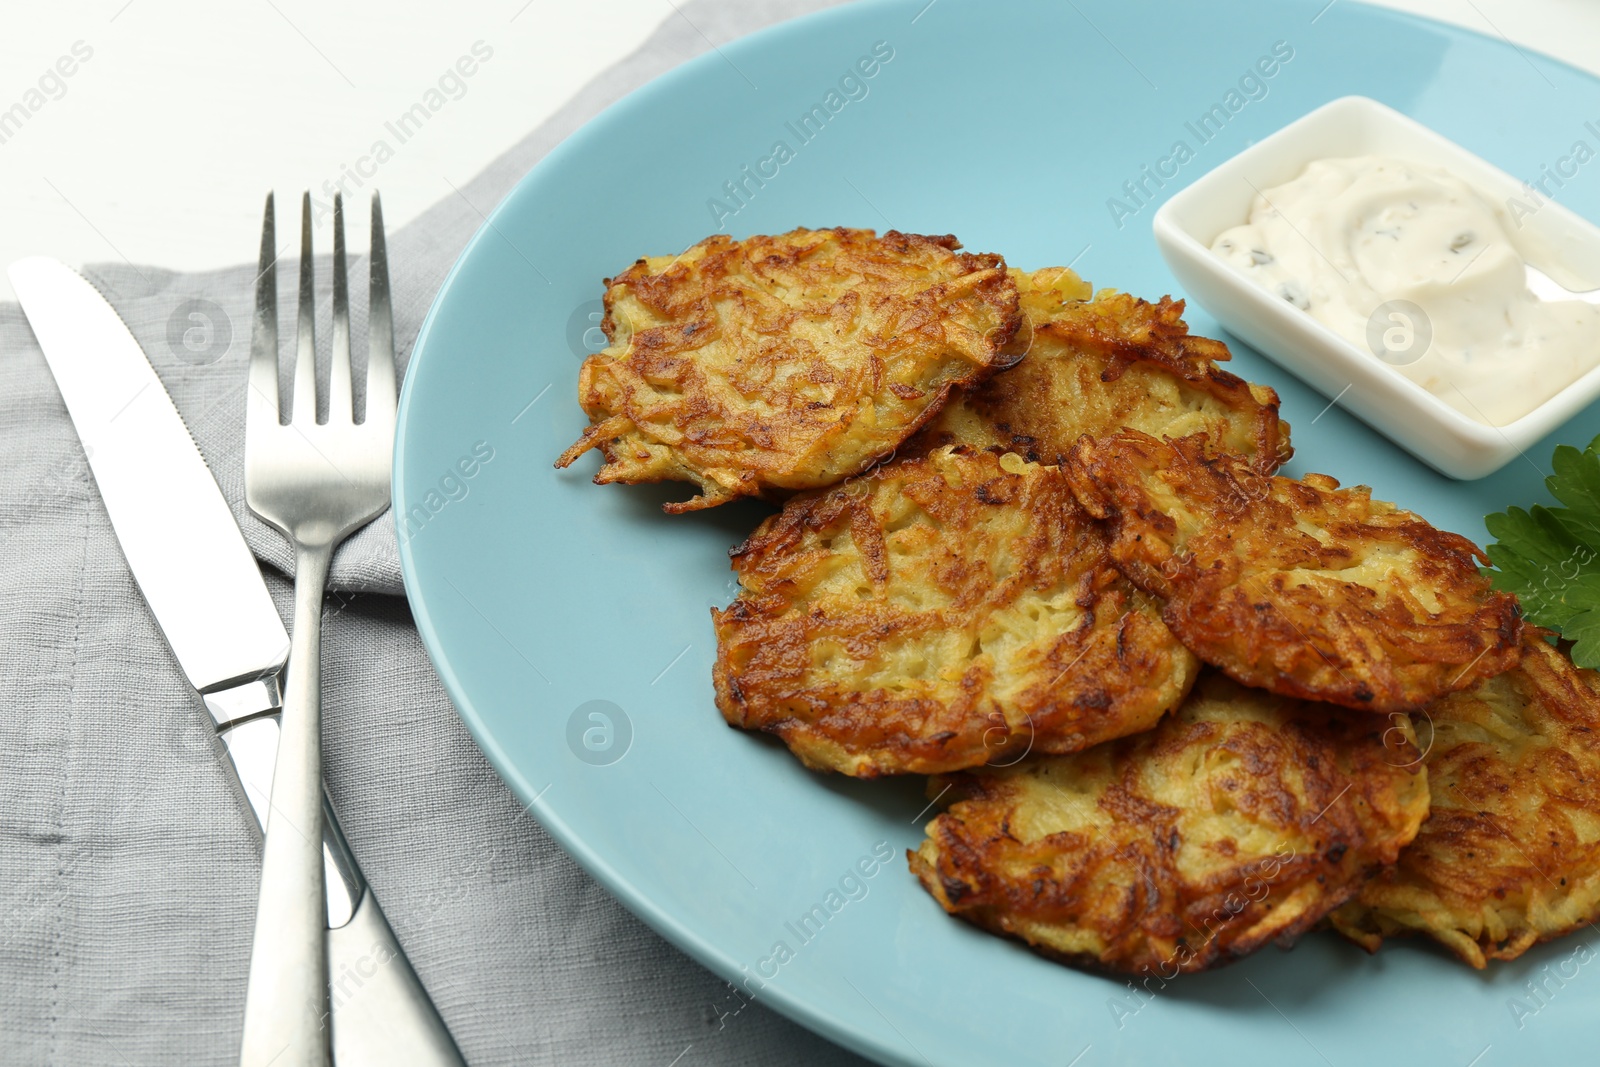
[3,0,1598,301]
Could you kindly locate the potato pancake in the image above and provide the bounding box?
[909,268,1292,472]
[1066,430,1522,712]
[909,671,1431,976]
[555,228,1022,512]
[1331,631,1600,968]
[711,446,1200,777]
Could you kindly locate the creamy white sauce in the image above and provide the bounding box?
[1211,155,1600,426]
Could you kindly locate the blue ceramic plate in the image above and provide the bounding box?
[395,2,1600,1063]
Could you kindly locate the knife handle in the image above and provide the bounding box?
[217,715,364,928]
[215,710,465,1065]
[327,887,466,1067]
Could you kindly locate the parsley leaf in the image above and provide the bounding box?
[1483,435,1600,668]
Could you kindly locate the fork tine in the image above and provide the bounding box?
[248,192,280,429]
[293,192,318,425]
[329,193,352,423]
[364,192,396,428]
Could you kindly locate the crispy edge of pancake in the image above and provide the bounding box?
[1330,630,1600,967]
[555,228,1023,512]
[908,671,1431,976]
[1065,429,1523,713]
[711,445,1200,777]
[908,268,1292,473]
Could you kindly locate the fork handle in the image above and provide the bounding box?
[241,544,333,1067]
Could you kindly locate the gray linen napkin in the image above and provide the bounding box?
[0,0,871,1063]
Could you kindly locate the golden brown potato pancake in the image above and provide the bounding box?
[1331,631,1600,968]
[555,228,1022,512]
[711,446,1200,777]
[908,268,1292,473]
[1066,430,1522,713]
[909,671,1431,976]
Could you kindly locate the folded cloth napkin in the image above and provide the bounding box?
[0,0,870,1063]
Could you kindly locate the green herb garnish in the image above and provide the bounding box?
[1484,437,1600,668]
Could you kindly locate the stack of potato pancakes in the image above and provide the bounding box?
[558,227,1600,977]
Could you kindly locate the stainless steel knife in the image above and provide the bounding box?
[10,255,464,1067]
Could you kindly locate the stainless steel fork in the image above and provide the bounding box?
[238,191,432,1067]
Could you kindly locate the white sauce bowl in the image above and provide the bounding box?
[1152,94,1600,479]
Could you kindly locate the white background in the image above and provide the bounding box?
[2,0,1598,299]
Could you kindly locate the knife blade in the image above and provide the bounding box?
[10,256,464,1067]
